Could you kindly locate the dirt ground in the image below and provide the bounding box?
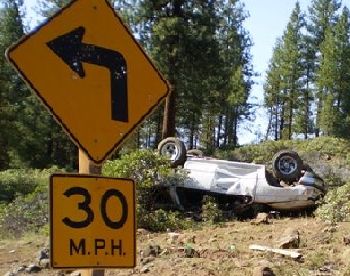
[1,217,350,276]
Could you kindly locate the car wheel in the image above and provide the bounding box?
[272,150,302,181]
[158,137,187,167]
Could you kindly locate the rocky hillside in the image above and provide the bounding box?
[2,217,350,276]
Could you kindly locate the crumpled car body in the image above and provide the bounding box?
[177,157,325,210]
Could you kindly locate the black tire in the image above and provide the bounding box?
[187,149,203,157]
[272,150,302,181]
[158,137,187,167]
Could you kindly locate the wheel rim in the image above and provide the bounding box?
[160,143,178,161]
[277,156,298,175]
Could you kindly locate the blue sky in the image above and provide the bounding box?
[22,0,350,144]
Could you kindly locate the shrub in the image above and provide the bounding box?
[201,196,223,224]
[103,150,170,188]
[216,137,350,165]
[103,150,189,231]
[306,251,328,269]
[315,181,350,222]
[0,166,60,203]
[0,166,62,237]
[0,192,48,238]
[137,209,192,232]
[216,140,291,164]
[301,137,350,158]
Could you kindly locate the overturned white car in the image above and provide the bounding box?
[158,138,325,214]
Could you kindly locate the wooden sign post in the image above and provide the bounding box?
[79,149,102,175]
[78,149,103,276]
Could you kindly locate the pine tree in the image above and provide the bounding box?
[125,0,253,149]
[316,7,350,137]
[175,0,220,148]
[264,3,304,140]
[0,0,26,168]
[308,0,341,49]
[307,0,341,136]
[213,0,253,148]
[296,33,315,139]
[264,39,283,140]
[279,2,304,140]
[7,0,79,169]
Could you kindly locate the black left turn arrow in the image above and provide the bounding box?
[47,26,128,122]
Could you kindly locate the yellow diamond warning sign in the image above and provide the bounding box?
[6,0,169,163]
[50,174,136,268]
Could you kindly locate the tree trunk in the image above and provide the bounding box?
[137,129,140,149]
[280,102,285,140]
[216,115,223,148]
[0,136,9,170]
[154,108,162,148]
[224,112,228,146]
[315,93,322,137]
[162,85,176,139]
[233,108,238,147]
[189,122,194,149]
[304,68,310,139]
[274,106,278,141]
[288,98,293,140]
[227,109,234,145]
[47,123,53,162]
[161,0,183,139]
[265,107,272,140]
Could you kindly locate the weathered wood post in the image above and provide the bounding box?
[78,149,104,276]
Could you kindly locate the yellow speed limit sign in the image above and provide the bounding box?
[50,174,135,268]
